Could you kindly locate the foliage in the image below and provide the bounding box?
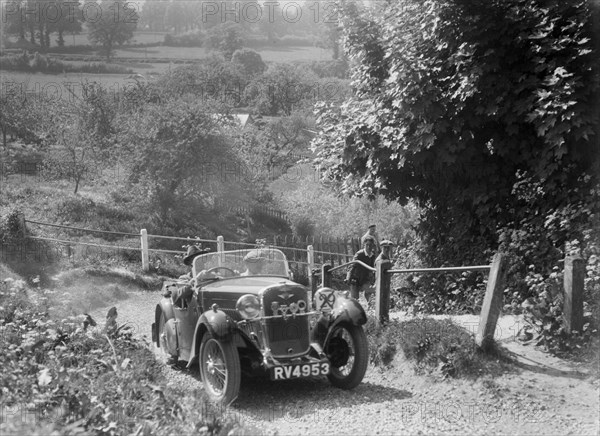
[87,0,139,61]
[44,81,118,194]
[515,228,600,355]
[0,52,134,74]
[270,163,419,240]
[0,83,49,146]
[312,0,599,260]
[205,22,244,60]
[244,63,319,115]
[119,98,244,232]
[0,208,26,244]
[142,59,247,108]
[231,48,266,77]
[0,277,249,435]
[365,317,509,378]
[1,0,82,48]
[307,59,349,79]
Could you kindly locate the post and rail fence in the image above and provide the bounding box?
[16,215,584,352]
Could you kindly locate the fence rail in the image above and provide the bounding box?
[19,216,360,276]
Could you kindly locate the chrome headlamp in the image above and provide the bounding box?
[236,294,261,319]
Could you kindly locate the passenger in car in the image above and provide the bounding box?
[240,250,267,276]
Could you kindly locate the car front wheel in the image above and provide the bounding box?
[199,332,241,406]
[325,322,368,389]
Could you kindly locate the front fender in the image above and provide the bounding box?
[330,296,367,329]
[200,309,235,339]
[314,287,367,329]
[186,309,235,368]
[154,297,175,347]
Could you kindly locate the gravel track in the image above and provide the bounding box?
[90,289,599,436]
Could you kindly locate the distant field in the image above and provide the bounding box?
[114,44,331,62]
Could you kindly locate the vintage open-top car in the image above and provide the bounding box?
[151,247,369,405]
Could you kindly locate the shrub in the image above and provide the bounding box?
[231,49,266,77]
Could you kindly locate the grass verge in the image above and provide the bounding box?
[365,317,512,379]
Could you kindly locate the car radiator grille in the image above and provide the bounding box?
[261,284,310,357]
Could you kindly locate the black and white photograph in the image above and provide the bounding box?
[0,0,598,435]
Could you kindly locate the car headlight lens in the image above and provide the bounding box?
[236,294,261,319]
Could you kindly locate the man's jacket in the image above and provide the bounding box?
[347,249,375,285]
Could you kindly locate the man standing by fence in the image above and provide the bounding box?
[346,236,377,304]
[361,224,380,253]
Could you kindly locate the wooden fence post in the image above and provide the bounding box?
[375,258,392,324]
[140,229,149,272]
[322,263,332,288]
[307,244,314,277]
[476,253,507,351]
[563,255,584,333]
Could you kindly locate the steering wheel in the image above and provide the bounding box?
[206,266,236,278]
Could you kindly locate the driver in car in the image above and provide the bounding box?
[240,250,267,276]
[173,245,215,307]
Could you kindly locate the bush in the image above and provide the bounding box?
[231,49,266,77]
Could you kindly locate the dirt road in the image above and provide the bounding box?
[90,289,599,436]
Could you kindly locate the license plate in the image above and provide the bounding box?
[271,362,330,380]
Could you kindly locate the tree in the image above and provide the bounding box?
[87,0,138,61]
[0,87,46,147]
[44,81,118,194]
[244,63,319,115]
[119,99,245,231]
[49,0,83,47]
[139,0,168,31]
[205,22,244,60]
[312,0,599,264]
[231,49,266,77]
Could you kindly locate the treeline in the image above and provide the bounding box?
[141,0,342,55]
[2,0,138,58]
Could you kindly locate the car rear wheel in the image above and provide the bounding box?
[325,322,368,389]
[158,311,178,365]
[199,332,241,406]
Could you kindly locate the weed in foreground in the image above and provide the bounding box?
[0,274,255,435]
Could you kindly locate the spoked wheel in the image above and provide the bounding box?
[325,322,368,389]
[199,332,241,406]
[158,311,178,365]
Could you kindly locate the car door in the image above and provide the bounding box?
[172,288,201,361]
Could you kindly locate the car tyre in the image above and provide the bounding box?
[199,332,241,406]
[325,322,368,390]
[158,311,178,366]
